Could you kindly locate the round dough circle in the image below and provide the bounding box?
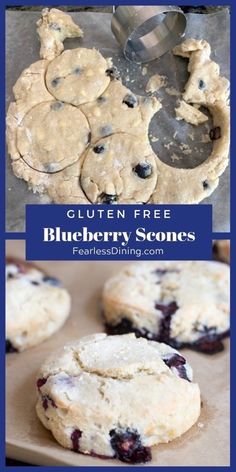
[6,257,71,352]
[17,101,90,173]
[80,134,158,203]
[36,333,200,462]
[81,79,161,143]
[46,48,110,106]
[103,261,230,353]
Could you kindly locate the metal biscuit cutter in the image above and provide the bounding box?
[111,6,187,63]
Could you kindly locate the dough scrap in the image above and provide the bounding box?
[146,74,167,93]
[36,8,83,61]
[151,39,230,204]
[175,100,208,126]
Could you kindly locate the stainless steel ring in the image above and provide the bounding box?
[111,6,187,63]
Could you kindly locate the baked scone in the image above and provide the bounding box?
[6,258,71,352]
[103,261,230,354]
[213,240,230,264]
[36,333,201,463]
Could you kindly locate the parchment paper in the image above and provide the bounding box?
[6,10,230,233]
[6,240,230,466]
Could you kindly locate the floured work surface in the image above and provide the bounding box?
[6,10,230,232]
[6,241,230,466]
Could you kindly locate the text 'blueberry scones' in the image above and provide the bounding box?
[36,333,201,463]
[103,261,230,354]
[6,257,71,352]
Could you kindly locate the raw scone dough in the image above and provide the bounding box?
[173,39,229,105]
[6,258,71,352]
[17,101,90,173]
[36,333,200,463]
[46,48,110,106]
[80,134,158,203]
[145,74,167,93]
[6,26,230,205]
[12,157,90,203]
[37,8,83,61]
[81,79,161,143]
[213,240,230,264]
[6,60,53,160]
[175,100,208,126]
[103,261,230,354]
[151,39,230,204]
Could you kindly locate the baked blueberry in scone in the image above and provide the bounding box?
[103,261,230,354]
[6,257,71,352]
[36,333,200,463]
[213,240,230,264]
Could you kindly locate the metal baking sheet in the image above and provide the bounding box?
[6,240,230,466]
[6,10,230,232]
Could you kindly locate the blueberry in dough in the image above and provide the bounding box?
[93,145,105,154]
[50,101,64,111]
[134,163,152,179]
[198,79,206,90]
[51,77,61,87]
[101,193,117,204]
[49,23,61,32]
[106,67,120,80]
[203,180,209,189]
[209,126,221,140]
[123,94,138,108]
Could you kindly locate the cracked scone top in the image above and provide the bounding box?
[36,333,201,463]
[6,258,71,352]
[103,261,230,354]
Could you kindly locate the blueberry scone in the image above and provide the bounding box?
[6,257,71,353]
[103,261,230,354]
[213,240,230,264]
[80,134,158,204]
[36,333,201,463]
